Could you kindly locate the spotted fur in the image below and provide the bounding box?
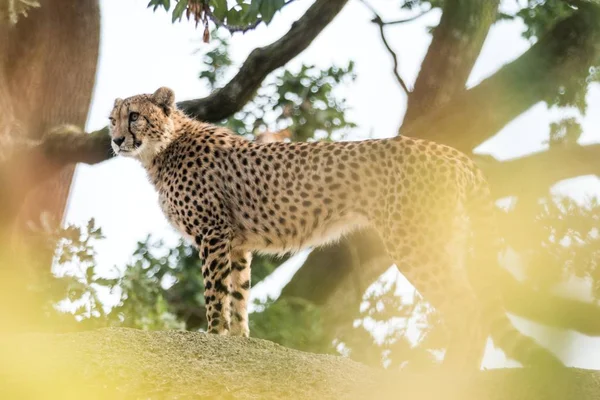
[109,87,562,369]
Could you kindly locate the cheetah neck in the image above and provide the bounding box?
[141,110,237,188]
[137,110,192,168]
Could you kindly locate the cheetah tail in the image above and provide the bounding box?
[467,169,563,369]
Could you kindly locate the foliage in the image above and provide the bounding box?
[500,1,599,117]
[50,219,115,321]
[198,29,357,142]
[501,0,576,41]
[544,117,583,148]
[250,297,331,353]
[148,0,290,29]
[24,218,116,329]
[224,63,357,142]
[44,224,299,333]
[335,277,441,370]
[197,30,233,89]
[400,0,442,12]
[503,195,600,293]
[106,237,190,330]
[104,235,290,331]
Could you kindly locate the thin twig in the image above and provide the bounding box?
[358,0,411,95]
[375,17,411,95]
[376,8,433,26]
[203,0,297,34]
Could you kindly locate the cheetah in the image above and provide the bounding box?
[109,87,562,369]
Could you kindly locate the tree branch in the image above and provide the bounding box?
[402,0,500,125]
[358,0,410,95]
[373,17,411,95]
[497,266,600,336]
[379,8,433,26]
[403,6,600,152]
[0,125,110,227]
[178,0,349,121]
[41,126,112,166]
[478,144,600,199]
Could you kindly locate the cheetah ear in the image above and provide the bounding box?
[113,98,123,108]
[152,87,175,116]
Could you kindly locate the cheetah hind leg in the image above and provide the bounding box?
[381,228,487,370]
[229,249,251,337]
[438,291,487,370]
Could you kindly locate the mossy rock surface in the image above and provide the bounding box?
[0,327,379,399]
[1,327,598,399]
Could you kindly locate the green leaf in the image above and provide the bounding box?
[147,0,170,11]
[94,278,120,287]
[211,0,228,20]
[259,0,284,25]
[172,0,188,23]
[244,0,262,22]
[237,3,251,24]
[227,8,242,26]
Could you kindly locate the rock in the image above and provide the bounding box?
[0,327,378,399]
[0,327,598,400]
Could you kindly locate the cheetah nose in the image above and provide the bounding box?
[113,137,125,146]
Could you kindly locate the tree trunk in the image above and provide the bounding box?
[0,0,100,330]
[403,0,499,125]
[0,0,100,263]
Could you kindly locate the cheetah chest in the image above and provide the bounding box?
[158,191,189,237]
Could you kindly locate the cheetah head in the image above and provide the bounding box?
[109,87,177,163]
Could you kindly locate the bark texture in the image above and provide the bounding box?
[403,0,500,125]
[0,0,100,251]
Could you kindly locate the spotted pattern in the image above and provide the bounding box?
[109,87,563,369]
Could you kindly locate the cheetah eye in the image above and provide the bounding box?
[109,117,116,126]
[129,112,139,122]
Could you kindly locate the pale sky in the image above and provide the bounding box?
[64,0,600,368]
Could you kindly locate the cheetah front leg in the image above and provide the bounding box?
[199,233,232,335]
[230,249,251,337]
